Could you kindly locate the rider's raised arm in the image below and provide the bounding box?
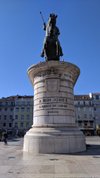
[43,23,46,31]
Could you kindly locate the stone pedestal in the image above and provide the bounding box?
[23,61,86,154]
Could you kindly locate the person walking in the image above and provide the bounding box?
[2,131,8,145]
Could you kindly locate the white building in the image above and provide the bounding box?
[74,94,95,136]
[92,93,100,130]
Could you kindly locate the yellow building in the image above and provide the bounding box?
[13,95,33,135]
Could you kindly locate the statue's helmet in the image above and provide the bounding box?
[50,13,58,18]
[48,13,57,25]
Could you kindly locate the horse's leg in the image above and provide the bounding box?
[57,40,63,57]
[56,41,59,56]
[43,41,49,61]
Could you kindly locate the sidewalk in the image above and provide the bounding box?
[0,136,100,178]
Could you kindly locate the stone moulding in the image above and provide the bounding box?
[27,61,80,86]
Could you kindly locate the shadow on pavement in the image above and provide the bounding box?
[73,144,100,156]
[8,138,21,142]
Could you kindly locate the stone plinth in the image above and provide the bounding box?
[23,61,86,154]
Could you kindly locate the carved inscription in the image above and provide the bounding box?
[39,97,67,103]
[38,97,68,114]
[34,69,72,81]
[34,68,58,78]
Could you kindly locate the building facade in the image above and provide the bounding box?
[0,96,15,132]
[0,95,33,136]
[74,94,95,136]
[0,93,100,136]
[13,95,33,135]
[92,93,100,134]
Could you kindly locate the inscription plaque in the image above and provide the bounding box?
[45,79,59,92]
[37,96,68,114]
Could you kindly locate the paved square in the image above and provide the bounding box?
[0,136,100,178]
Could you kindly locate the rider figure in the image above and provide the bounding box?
[41,13,63,60]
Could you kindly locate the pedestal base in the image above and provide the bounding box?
[23,61,86,154]
[23,126,86,154]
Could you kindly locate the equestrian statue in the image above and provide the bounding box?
[40,12,63,61]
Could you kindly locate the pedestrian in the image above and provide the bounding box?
[2,131,8,145]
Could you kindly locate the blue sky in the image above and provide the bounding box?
[0,0,100,98]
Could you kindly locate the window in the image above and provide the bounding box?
[21,107,25,112]
[9,123,12,127]
[0,115,1,119]
[5,108,7,111]
[16,107,19,111]
[90,121,93,127]
[27,107,30,112]
[3,123,6,127]
[15,115,18,119]
[0,102,2,106]
[16,101,19,106]
[10,108,13,111]
[89,101,92,106]
[11,102,14,106]
[10,115,13,120]
[4,115,7,120]
[78,102,80,106]
[20,122,24,127]
[84,121,88,127]
[21,115,24,120]
[96,95,99,100]
[26,122,29,127]
[78,121,82,127]
[89,114,92,118]
[27,101,30,105]
[15,122,18,126]
[22,101,25,105]
[27,115,30,119]
[78,115,80,119]
[5,102,8,105]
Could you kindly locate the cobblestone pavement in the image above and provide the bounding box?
[0,136,100,178]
